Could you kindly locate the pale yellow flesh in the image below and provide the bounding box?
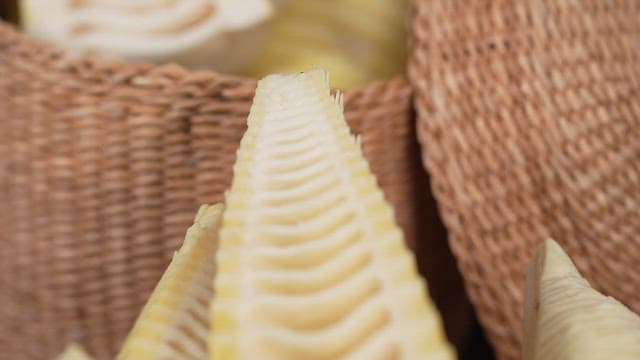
[523,239,640,360]
[117,203,223,360]
[210,69,454,359]
[241,0,409,88]
[56,344,93,360]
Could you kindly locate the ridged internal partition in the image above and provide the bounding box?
[0,20,430,358]
[118,204,222,360]
[211,69,454,359]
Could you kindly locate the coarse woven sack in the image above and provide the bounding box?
[0,21,444,359]
[409,0,640,359]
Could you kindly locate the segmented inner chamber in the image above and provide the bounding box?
[118,204,222,360]
[212,70,453,359]
[159,252,215,359]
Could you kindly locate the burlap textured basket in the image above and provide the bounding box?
[0,21,435,358]
[410,1,640,359]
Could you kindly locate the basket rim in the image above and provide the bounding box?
[0,20,409,94]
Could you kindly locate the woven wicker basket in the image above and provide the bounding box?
[6,1,640,359]
[0,17,471,358]
[410,1,640,359]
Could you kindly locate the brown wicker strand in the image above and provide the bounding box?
[0,21,428,359]
[409,1,640,359]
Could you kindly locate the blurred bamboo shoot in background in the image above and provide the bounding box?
[18,0,409,88]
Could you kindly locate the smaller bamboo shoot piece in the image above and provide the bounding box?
[56,344,93,360]
[523,239,640,360]
[118,204,223,360]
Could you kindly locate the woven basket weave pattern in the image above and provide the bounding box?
[5,0,640,358]
[0,23,420,358]
[410,1,640,359]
